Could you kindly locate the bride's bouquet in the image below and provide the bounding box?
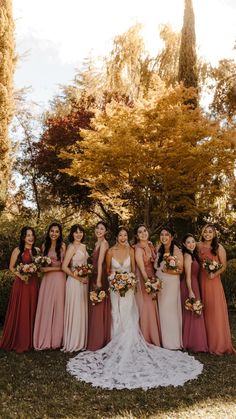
[89,288,106,305]
[163,253,179,271]
[73,264,93,278]
[184,298,203,316]
[33,255,52,268]
[202,258,222,275]
[145,276,162,299]
[108,271,137,297]
[16,262,38,284]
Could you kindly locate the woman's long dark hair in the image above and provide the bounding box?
[133,224,149,244]
[157,225,176,267]
[68,224,85,243]
[18,226,37,263]
[201,223,219,256]
[182,233,200,262]
[44,223,63,261]
[95,220,108,231]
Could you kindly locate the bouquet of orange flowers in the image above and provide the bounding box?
[108,271,137,297]
[202,258,222,274]
[16,262,38,284]
[184,298,203,316]
[89,288,106,305]
[145,276,162,299]
[163,253,179,271]
[73,264,93,278]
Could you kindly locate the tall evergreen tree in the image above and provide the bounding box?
[178,0,198,92]
[0,0,15,211]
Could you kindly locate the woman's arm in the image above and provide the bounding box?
[62,244,77,279]
[106,248,113,275]
[210,243,227,279]
[96,241,109,288]
[184,253,195,299]
[135,247,148,282]
[9,248,26,281]
[130,247,136,274]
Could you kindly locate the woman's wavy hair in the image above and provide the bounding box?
[182,233,200,262]
[17,226,37,263]
[157,224,177,267]
[200,223,219,256]
[68,224,85,243]
[133,224,149,244]
[43,223,63,261]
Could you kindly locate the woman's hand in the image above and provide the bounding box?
[188,290,195,299]
[96,278,102,288]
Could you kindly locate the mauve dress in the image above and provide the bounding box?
[180,258,208,352]
[134,242,161,346]
[0,248,38,352]
[198,245,235,355]
[87,246,111,350]
[33,249,66,350]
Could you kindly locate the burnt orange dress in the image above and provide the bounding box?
[199,245,235,355]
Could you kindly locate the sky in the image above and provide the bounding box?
[13,0,236,110]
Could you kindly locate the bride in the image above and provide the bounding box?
[67,227,203,390]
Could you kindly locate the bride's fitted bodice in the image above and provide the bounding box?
[111,256,131,273]
[71,247,88,269]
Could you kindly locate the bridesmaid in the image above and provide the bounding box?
[33,223,66,350]
[0,226,39,352]
[180,234,208,352]
[134,224,161,346]
[62,224,89,352]
[154,225,183,350]
[198,223,235,355]
[87,221,111,351]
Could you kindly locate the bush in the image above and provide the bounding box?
[0,270,14,325]
[221,259,236,308]
[224,244,236,261]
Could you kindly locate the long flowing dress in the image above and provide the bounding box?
[62,247,89,352]
[33,249,66,350]
[134,242,161,346]
[155,252,182,350]
[180,258,208,352]
[66,256,203,390]
[0,248,38,353]
[87,246,111,350]
[198,245,235,355]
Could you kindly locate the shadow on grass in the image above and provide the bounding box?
[0,312,235,419]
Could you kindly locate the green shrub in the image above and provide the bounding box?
[0,270,14,325]
[221,259,236,308]
[224,245,236,261]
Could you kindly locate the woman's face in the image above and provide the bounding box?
[95,223,107,239]
[160,229,173,247]
[24,229,35,247]
[137,226,149,242]
[202,226,215,242]
[73,228,84,243]
[49,226,60,241]
[184,236,196,252]
[117,229,128,245]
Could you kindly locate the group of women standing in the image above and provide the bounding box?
[0,221,235,360]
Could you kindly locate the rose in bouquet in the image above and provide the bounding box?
[34,255,52,268]
[202,258,222,275]
[163,253,179,271]
[16,262,38,284]
[108,271,137,297]
[184,298,203,316]
[145,276,162,299]
[73,263,93,278]
[89,288,106,305]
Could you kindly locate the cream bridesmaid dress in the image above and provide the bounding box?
[62,247,89,352]
[155,246,183,350]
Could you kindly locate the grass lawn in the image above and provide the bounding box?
[0,312,235,419]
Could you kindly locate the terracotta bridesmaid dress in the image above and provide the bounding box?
[134,242,161,346]
[87,246,111,350]
[180,258,208,352]
[0,248,38,352]
[199,245,235,355]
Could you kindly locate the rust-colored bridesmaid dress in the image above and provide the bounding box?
[199,245,235,355]
[87,246,111,351]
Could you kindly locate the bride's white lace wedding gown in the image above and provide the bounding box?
[67,256,203,390]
